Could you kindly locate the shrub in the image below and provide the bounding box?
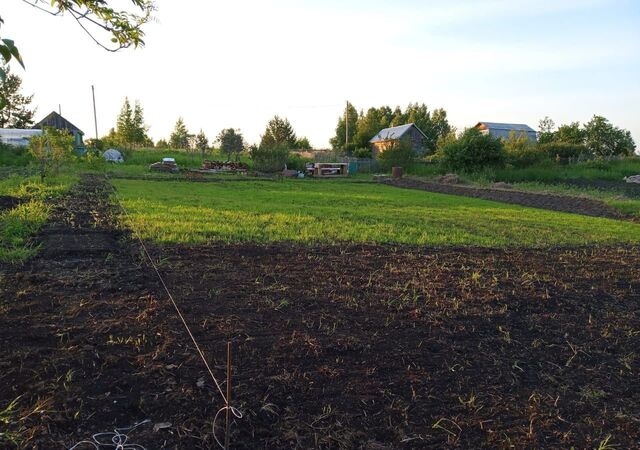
[353,148,372,159]
[503,131,548,168]
[28,128,74,180]
[0,142,33,167]
[250,142,290,172]
[286,153,311,171]
[378,139,415,171]
[538,142,591,159]
[440,128,506,172]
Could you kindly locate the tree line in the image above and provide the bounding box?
[330,102,452,155]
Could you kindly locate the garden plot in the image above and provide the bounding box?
[1,175,638,449]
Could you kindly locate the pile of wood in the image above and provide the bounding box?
[149,158,179,173]
[202,160,249,172]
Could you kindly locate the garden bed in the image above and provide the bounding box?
[383,177,627,220]
[0,174,638,449]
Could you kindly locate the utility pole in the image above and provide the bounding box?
[345,101,348,150]
[91,85,98,145]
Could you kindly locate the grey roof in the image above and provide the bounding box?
[369,123,427,143]
[33,111,84,136]
[476,122,535,133]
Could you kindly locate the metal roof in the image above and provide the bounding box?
[476,122,535,133]
[369,123,427,143]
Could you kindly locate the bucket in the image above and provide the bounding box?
[391,166,404,178]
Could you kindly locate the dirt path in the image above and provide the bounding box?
[1,175,639,449]
[383,177,627,219]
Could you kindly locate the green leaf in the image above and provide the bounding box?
[0,68,5,83]
[0,44,11,62]
[1,39,24,68]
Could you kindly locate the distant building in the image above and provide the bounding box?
[0,128,42,147]
[33,111,86,152]
[474,122,537,141]
[369,123,428,158]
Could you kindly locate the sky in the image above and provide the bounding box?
[2,0,639,148]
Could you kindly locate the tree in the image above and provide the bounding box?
[132,101,151,146]
[115,97,134,144]
[333,103,451,155]
[353,107,391,149]
[195,130,209,158]
[537,116,556,144]
[415,106,451,155]
[1,1,154,68]
[555,122,586,145]
[217,128,244,160]
[295,137,312,150]
[0,64,35,128]
[584,115,636,157]
[28,128,74,180]
[0,17,24,84]
[113,98,149,147]
[155,138,168,149]
[378,139,415,171]
[169,117,189,149]
[259,116,296,149]
[329,102,358,151]
[440,128,506,172]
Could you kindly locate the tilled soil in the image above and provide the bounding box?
[383,178,626,219]
[1,175,639,449]
[0,195,21,212]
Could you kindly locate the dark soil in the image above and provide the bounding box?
[1,175,639,449]
[0,195,21,212]
[383,177,626,220]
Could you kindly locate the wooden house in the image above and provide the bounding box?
[33,111,86,151]
[369,123,427,158]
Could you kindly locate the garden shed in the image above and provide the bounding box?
[369,123,427,158]
[33,111,86,152]
[475,122,537,141]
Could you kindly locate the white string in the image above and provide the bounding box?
[68,419,151,450]
[111,180,228,403]
[212,406,244,449]
[108,177,243,448]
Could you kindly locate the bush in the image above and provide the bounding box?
[286,153,311,171]
[503,131,548,168]
[378,139,415,171]
[0,142,33,167]
[440,128,506,172]
[250,142,290,172]
[353,148,372,159]
[28,128,74,180]
[538,142,591,159]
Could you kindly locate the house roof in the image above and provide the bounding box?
[369,123,427,143]
[33,111,84,135]
[476,122,536,133]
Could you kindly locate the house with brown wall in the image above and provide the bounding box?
[369,123,427,158]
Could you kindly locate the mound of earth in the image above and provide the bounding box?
[384,177,626,220]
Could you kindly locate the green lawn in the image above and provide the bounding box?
[113,179,640,247]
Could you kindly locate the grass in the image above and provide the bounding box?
[474,158,640,183]
[113,179,640,247]
[0,174,75,264]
